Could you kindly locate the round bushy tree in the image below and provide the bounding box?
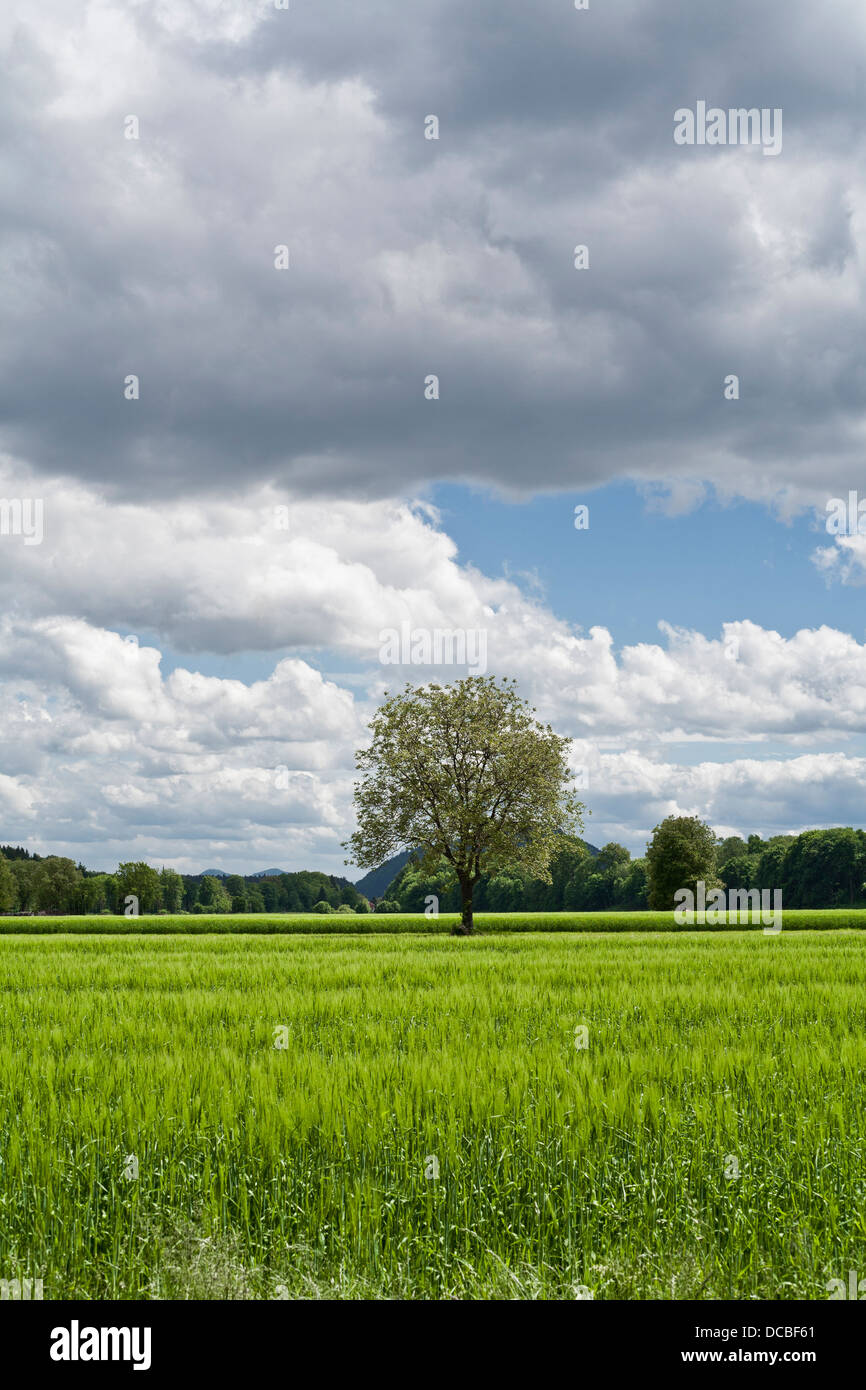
[645,816,720,910]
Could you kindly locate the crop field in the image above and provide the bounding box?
[4,908,866,932]
[0,931,864,1300]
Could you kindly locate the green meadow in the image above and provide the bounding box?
[4,908,866,932]
[0,931,864,1299]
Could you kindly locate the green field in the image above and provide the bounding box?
[4,908,866,932]
[1,931,864,1300]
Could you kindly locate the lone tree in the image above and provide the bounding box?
[345,676,585,935]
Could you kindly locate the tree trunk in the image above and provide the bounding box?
[452,875,474,936]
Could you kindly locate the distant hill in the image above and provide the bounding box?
[200,844,597,890]
[354,850,415,900]
[199,867,286,878]
[354,840,599,901]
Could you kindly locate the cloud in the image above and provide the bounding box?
[4,607,864,868]
[7,462,866,738]
[3,470,866,867]
[813,530,866,586]
[568,747,866,853]
[3,1,866,870]
[1,0,866,506]
[0,613,363,871]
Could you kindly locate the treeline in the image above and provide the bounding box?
[380,839,650,912]
[378,824,866,913]
[713,828,866,908]
[4,823,866,917]
[0,850,370,915]
[646,821,866,910]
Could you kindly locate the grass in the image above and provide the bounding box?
[5,908,866,932]
[0,931,864,1300]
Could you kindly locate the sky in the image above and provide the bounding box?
[2,0,866,875]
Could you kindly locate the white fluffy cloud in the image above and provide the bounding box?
[7,461,866,742]
[0,618,362,872]
[2,465,866,869]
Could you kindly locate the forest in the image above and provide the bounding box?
[3,825,866,915]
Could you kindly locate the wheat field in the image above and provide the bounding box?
[0,931,863,1299]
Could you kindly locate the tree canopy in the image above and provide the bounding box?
[645,815,720,910]
[345,676,584,933]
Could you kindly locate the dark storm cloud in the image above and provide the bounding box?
[1,0,865,503]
